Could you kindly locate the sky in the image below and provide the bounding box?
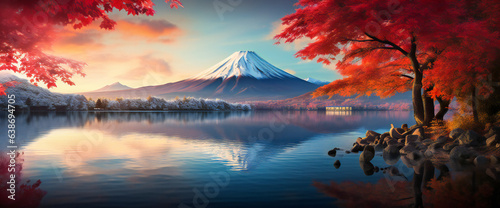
[47,0,341,93]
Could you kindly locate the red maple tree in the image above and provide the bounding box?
[275,0,499,125]
[0,0,182,96]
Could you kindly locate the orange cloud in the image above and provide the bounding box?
[116,19,182,41]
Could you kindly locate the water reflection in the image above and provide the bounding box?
[317,154,500,207]
[0,111,419,208]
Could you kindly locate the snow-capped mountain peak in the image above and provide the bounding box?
[192,51,297,80]
[304,78,330,86]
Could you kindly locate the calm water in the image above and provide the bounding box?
[2,111,419,207]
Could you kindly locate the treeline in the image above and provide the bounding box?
[91,96,251,111]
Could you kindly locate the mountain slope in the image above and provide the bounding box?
[91,82,132,92]
[304,78,330,86]
[81,51,321,101]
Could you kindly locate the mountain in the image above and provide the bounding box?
[81,51,321,101]
[91,82,132,92]
[304,78,330,86]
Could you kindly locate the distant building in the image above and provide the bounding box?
[326,106,353,111]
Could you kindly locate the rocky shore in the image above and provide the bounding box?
[330,124,500,180]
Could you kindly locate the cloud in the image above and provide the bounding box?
[119,55,173,83]
[267,20,313,51]
[116,19,182,41]
[52,27,104,53]
[284,69,296,75]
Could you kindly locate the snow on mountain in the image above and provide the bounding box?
[92,82,132,92]
[192,51,297,80]
[81,51,321,101]
[304,78,330,86]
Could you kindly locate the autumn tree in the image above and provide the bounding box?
[276,0,499,125]
[0,0,182,96]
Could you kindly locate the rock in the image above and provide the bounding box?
[474,155,490,168]
[421,139,434,146]
[397,138,405,144]
[334,160,341,169]
[405,135,421,145]
[359,161,375,176]
[386,138,399,146]
[457,130,485,146]
[374,143,385,152]
[351,144,363,153]
[486,134,499,147]
[374,166,380,173]
[497,143,500,148]
[345,150,351,154]
[383,145,401,165]
[365,136,376,143]
[400,145,416,155]
[328,149,337,157]
[412,127,424,138]
[490,155,499,166]
[356,137,363,144]
[450,146,477,161]
[358,139,370,146]
[366,130,381,137]
[360,145,375,162]
[435,136,449,144]
[408,151,423,161]
[485,126,500,138]
[449,128,465,140]
[390,124,405,139]
[380,132,390,140]
[443,143,458,152]
[402,124,409,132]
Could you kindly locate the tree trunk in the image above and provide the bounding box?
[471,87,479,123]
[435,97,450,121]
[412,72,425,126]
[409,36,425,126]
[423,88,435,126]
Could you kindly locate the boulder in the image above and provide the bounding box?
[412,127,424,138]
[351,144,363,153]
[401,124,409,132]
[356,137,363,144]
[366,130,381,137]
[398,138,405,144]
[359,161,375,176]
[385,138,399,146]
[485,126,500,138]
[474,155,490,168]
[450,146,477,161]
[365,136,376,143]
[405,135,421,145]
[328,149,337,157]
[408,151,423,161]
[400,145,416,155]
[334,160,341,169]
[360,145,375,162]
[435,136,449,145]
[449,128,465,140]
[374,143,385,152]
[457,130,485,146]
[421,139,434,146]
[443,143,458,152]
[380,132,390,140]
[383,145,401,165]
[490,155,499,166]
[390,124,405,139]
[486,134,499,147]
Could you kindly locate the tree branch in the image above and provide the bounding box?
[364,32,409,56]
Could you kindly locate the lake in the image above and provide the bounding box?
[1,111,439,207]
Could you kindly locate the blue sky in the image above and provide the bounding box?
[49,0,341,93]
